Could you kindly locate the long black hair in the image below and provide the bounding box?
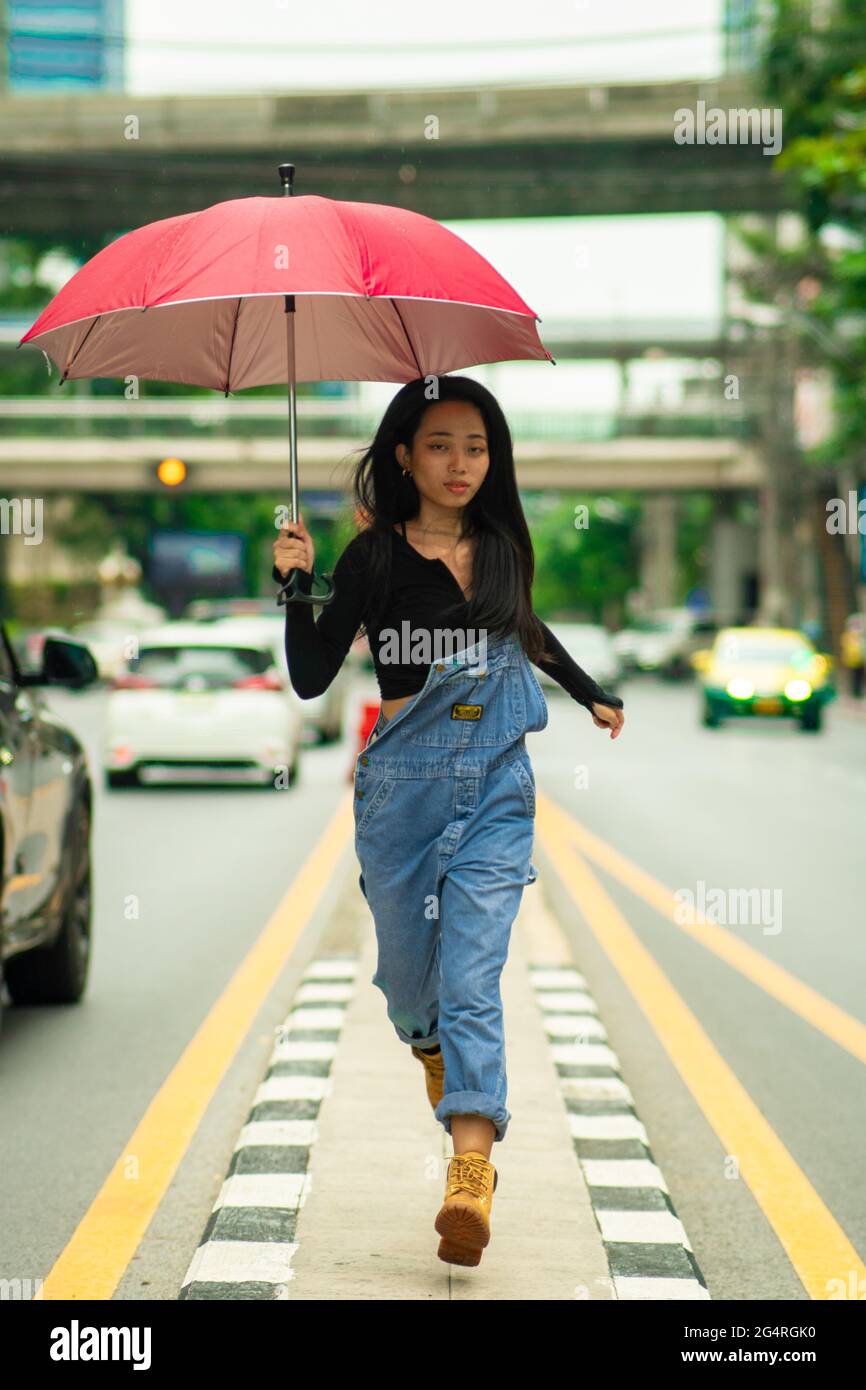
[341,374,548,665]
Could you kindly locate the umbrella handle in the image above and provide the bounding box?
[276,566,336,607]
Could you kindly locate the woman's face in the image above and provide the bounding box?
[397,399,489,510]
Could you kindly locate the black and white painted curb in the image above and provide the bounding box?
[528,964,710,1301]
[179,955,360,1300]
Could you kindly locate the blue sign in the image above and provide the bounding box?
[685,587,711,612]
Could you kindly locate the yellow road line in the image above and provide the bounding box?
[539,791,866,1066]
[536,795,866,1299]
[37,792,354,1301]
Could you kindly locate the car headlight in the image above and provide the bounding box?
[726,678,754,699]
[784,679,812,702]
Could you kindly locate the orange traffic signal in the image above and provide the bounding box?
[156,457,187,487]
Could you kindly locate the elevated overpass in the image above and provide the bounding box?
[0,77,795,234]
[0,433,764,494]
[0,397,763,493]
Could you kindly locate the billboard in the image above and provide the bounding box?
[147,530,245,597]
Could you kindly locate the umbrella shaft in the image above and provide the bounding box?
[285,294,298,525]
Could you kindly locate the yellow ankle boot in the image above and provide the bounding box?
[435,1150,499,1266]
[410,1043,445,1110]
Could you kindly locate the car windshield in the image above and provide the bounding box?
[74,622,127,639]
[634,615,689,634]
[184,599,275,621]
[125,644,274,690]
[716,638,812,665]
[633,619,670,633]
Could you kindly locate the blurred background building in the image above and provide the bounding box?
[1,0,124,92]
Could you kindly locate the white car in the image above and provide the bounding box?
[204,614,350,745]
[536,623,622,696]
[183,596,352,744]
[103,623,303,789]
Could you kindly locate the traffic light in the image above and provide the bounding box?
[155,457,187,487]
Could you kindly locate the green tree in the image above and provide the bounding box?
[754,1,866,469]
[523,493,640,624]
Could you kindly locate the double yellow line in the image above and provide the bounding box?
[536,790,866,1301]
[36,796,355,1301]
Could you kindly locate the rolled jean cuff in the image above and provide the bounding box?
[435,1089,511,1144]
[390,1020,440,1050]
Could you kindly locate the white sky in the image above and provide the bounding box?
[126,0,724,92]
[441,213,723,325]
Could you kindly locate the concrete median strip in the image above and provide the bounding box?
[527,963,709,1300]
[179,958,360,1300]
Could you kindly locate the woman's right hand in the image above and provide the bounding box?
[273,515,315,579]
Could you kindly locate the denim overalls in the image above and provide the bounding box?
[352,631,549,1144]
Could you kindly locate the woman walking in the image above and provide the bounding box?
[272,375,624,1267]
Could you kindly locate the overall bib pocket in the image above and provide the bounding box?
[405,664,526,748]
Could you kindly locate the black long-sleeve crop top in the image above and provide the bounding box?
[271,524,624,716]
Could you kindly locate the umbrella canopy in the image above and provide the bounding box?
[19,177,553,605]
[18,194,553,388]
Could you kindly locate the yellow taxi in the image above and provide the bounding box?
[691,626,836,732]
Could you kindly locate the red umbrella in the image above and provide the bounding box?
[18,164,553,604]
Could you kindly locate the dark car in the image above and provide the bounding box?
[0,622,99,1025]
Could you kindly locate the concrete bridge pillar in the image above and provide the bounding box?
[639,493,677,612]
[709,496,756,624]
